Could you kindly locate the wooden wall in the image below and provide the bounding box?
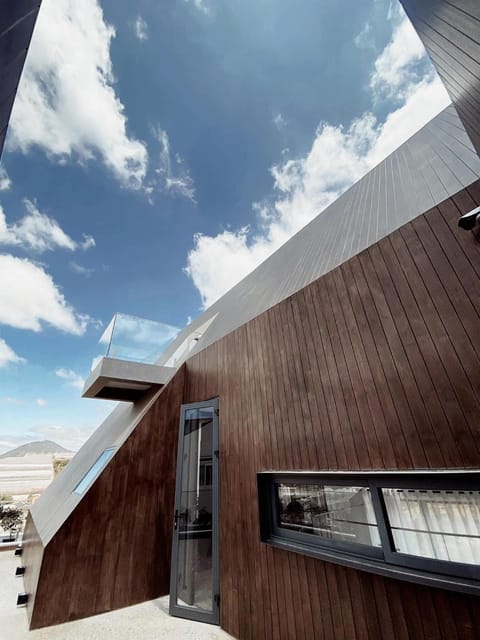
[26,365,185,629]
[401,0,480,156]
[183,180,480,639]
[23,180,480,635]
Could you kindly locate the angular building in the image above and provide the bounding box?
[13,0,480,637]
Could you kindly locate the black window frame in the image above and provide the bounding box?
[257,471,480,596]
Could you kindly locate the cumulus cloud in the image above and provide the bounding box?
[55,368,85,390]
[0,338,25,367]
[0,166,11,191]
[151,127,196,202]
[0,254,89,334]
[134,16,148,41]
[370,11,426,97]
[0,200,94,253]
[185,12,451,309]
[7,0,148,189]
[36,398,47,406]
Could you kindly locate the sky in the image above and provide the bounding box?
[0,0,451,453]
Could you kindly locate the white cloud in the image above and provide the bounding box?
[185,12,451,309]
[354,22,373,49]
[36,398,47,406]
[80,235,95,251]
[0,167,11,191]
[0,254,89,334]
[370,12,426,97]
[0,397,23,405]
[184,0,209,14]
[0,200,95,253]
[152,127,196,202]
[70,261,94,277]
[0,422,101,453]
[134,16,148,41]
[273,113,287,130]
[7,0,148,189]
[0,339,25,367]
[55,368,85,391]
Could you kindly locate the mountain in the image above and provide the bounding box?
[0,440,72,459]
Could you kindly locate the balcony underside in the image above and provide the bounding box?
[82,357,176,402]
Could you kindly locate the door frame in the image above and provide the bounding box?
[169,398,220,625]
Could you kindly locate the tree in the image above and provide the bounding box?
[0,506,24,538]
[53,457,70,477]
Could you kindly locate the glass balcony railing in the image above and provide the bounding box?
[95,313,180,368]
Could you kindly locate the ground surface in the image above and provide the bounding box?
[0,550,234,640]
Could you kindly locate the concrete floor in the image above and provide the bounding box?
[0,550,234,640]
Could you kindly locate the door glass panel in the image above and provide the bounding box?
[175,406,214,612]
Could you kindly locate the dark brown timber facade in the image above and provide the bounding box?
[23,178,480,635]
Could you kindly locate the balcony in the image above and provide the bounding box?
[82,313,178,402]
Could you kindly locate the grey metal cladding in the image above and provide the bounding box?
[0,0,42,158]
[159,105,480,364]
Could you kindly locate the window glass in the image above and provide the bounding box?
[382,488,480,565]
[74,448,116,495]
[275,483,381,547]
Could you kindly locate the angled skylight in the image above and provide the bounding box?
[73,448,116,495]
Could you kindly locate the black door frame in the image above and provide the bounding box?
[169,398,220,624]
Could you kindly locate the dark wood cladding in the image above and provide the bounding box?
[22,513,44,624]
[0,1,42,157]
[26,366,185,629]
[400,0,480,156]
[22,181,480,635]
[182,181,480,640]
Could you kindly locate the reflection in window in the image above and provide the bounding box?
[276,483,381,547]
[259,473,480,589]
[383,488,480,565]
[73,448,116,495]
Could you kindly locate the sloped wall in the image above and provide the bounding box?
[401,0,480,156]
[28,366,185,629]
[184,180,480,639]
[0,1,43,156]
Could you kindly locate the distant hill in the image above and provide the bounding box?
[0,440,72,459]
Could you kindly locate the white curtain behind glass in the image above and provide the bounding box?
[383,489,480,565]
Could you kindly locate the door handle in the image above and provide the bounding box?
[174,509,187,530]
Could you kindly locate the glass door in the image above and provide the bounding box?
[169,399,219,624]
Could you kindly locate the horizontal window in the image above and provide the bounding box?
[258,472,480,595]
[275,483,381,549]
[73,448,116,495]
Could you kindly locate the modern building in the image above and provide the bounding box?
[8,0,480,637]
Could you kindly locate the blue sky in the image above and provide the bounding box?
[0,0,450,452]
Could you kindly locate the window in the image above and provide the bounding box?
[73,448,116,495]
[258,472,480,595]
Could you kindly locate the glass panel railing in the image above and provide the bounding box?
[94,313,180,368]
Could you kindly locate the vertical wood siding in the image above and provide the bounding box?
[23,181,480,635]
[401,0,480,156]
[182,181,480,639]
[26,366,185,629]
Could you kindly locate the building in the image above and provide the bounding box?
[7,0,480,637]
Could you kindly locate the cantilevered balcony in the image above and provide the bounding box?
[82,313,178,402]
